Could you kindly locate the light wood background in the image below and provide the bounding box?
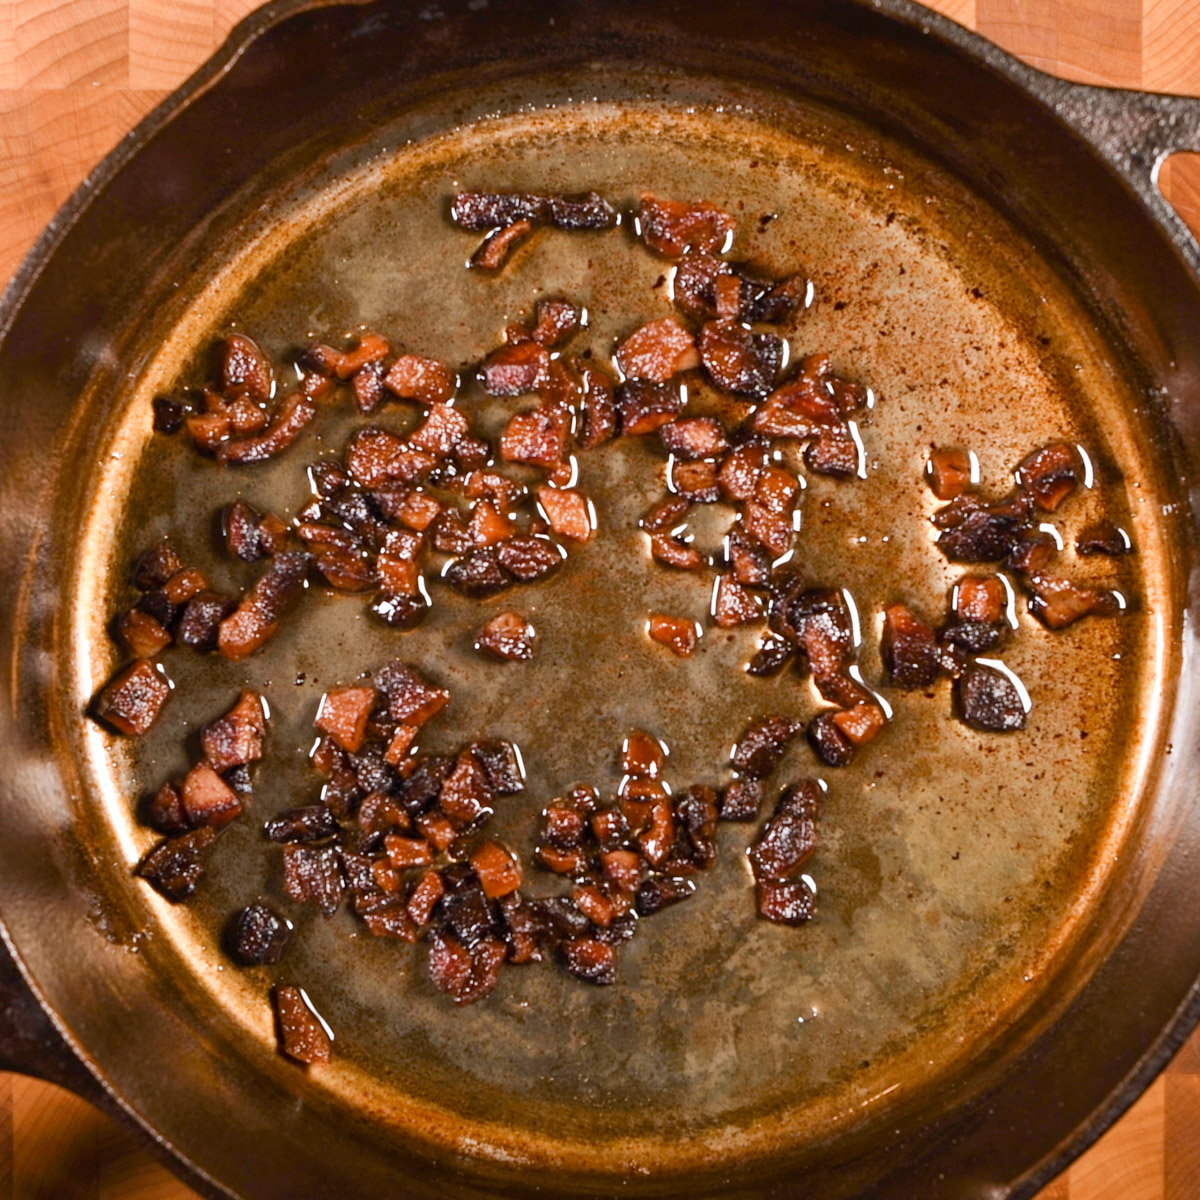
[2,0,1200,1197]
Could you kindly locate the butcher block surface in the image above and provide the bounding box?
[1,0,1199,1197]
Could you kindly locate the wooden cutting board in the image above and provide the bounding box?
[1,1,1198,1197]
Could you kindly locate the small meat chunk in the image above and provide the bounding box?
[177,592,238,652]
[282,844,345,915]
[483,342,551,397]
[1026,574,1121,630]
[698,322,781,399]
[637,194,735,258]
[622,730,665,778]
[577,361,618,448]
[476,611,537,661]
[881,604,941,689]
[617,380,684,435]
[116,609,171,659]
[500,407,567,468]
[832,702,886,747]
[224,500,288,562]
[181,763,243,827]
[408,403,469,458]
[955,663,1027,732]
[443,547,512,598]
[496,535,563,582]
[216,393,315,465]
[136,827,217,902]
[1076,521,1132,556]
[132,542,184,591]
[201,690,266,773]
[676,785,719,869]
[217,551,310,661]
[221,333,273,403]
[428,930,507,1005]
[935,492,1034,564]
[732,715,801,779]
[374,660,450,725]
[537,485,594,541]
[438,752,495,825]
[713,574,761,628]
[315,685,377,753]
[560,937,616,985]
[384,355,456,405]
[470,842,523,898]
[471,219,534,269]
[807,711,855,767]
[749,781,819,881]
[1015,443,1080,512]
[718,777,765,821]
[264,805,339,844]
[450,190,616,232]
[273,986,332,1064]
[757,879,816,925]
[346,427,437,488]
[614,317,698,383]
[647,613,699,657]
[926,447,975,500]
[94,659,169,736]
[955,575,1006,623]
[468,740,526,795]
[747,634,794,678]
[671,459,721,502]
[660,417,728,461]
[226,903,291,966]
[634,876,694,916]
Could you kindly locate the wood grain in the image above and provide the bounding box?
[1,0,1199,1197]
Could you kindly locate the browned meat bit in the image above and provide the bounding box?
[1015,442,1081,512]
[637,194,735,259]
[560,936,616,985]
[301,332,390,381]
[955,575,1006,623]
[375,660,449,726]
[384,354,457,405]
[500,406,567,468]
[671,459,721,502]
[94,659,170,736]
[476,610,537,661]
[622,730,665,778]
[314,685,376,753]
[136,826,217,901]
[346,428,437,489]
[832,702,886,747]
[650,532,703,571]
[265,805,339,844]
[807,711,855,767]
[407,869,445,927]
[934,491,1034,563]
[221,333,273,403]
[660,417,728,461]
[757,879,816,925]
[471,219,534,269]
[483,342,551,396]
[177,592,238,652]
[746,634,793,679]
[438,751,495,825]
[726,527,771,587]
[769,584,862,705]
[282,844,345,915]
[132,542,184,591]
[526,298,582,347]
[218,550,310,661]
[1026,574,1121,630]
[1077,520,1132,556]
[617,380,684,435]
[804,429,859,478]
[576,360,618,448]
[450,189,616,232]
[749,780,819,882]
[215,392,316,465]
[496,535,564,582]
[537,485,594,541]
[352,361,387,413]
[225,903,291,966]
[925,447,975,500]
[742,501,793,557]
[955,663,1027,731]
[881,604,941,689]
[470,842,523,898]
[409,403,469,458]
[717,444,767,501]
[676,785,719,869]
[544,192,618,230]
[180,763,243,827]
[152,395,186,433]
[647,613,699,657]
[615,317,699,383]
[1006,529,1057,576]
[429,930,507,1005]
[718,777,765,821]
[443,547,512,598]
[223,499,288,562]
[733,715,801,779]
[635,876,694,916]
[544,801,587,848]
[385,835,434,869]
[143,782,188,835]
[116,609,171,659]
[201,690,266,773]
[698,321,781,398]
[273,985,332,1064]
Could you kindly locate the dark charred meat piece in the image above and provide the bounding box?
[216,393,315,465]
[180,763,243,827]
[749,782,818,881]
[1015,442,1081,512]
[429,930,507,1005]
[265,806,339,844]
[747,634,795,677]
[315,685,377,753]
[671,459,721,502]
[1026,574,1121,630]
[116,609,172,658]
[770,586,859,703]
[672,252,730,320]
[399,756,455,817]
[635,876,694,916]
[546,192,617,230]
[1077,521,1132,556]
[217,551,310,661]
[143,782,189,836]
[934,491,1034,563]
[374,660,449,726]
[484,342,551,396]
[637,194,735,259]
[476,611,537,661]
[273,986,331,1064]
[538,486,594,542]
[807,711,855,767]
[440,868,499,944]
[431,509,472,554]
[470,218,534,269]
[133,543,184,591]
[221,333,273,403]
[757,879,816,925]
[560,937,616,985]
[882,604,941,689]
[698,321,779,398]
[941,620,1003,654]
[136,827,217,902]
[727,528,771,587]
[577,360,618,448]
[455,436,491,472]
[201,690,266,773]
[226,903,291,965]
[719,777,765,822]
[450,191,546,230]
[676,786,719,869]
[660,417,728,460]
[740,271,807,323]
[617,379,684,435]
[282,845,346,915]
[647,613,698,657]
[152,395,186,433]
[1006,529,1057,576]
[615,317,698,382]
[443,547,512,598]
[713,574,762,628]
[955,664,1027,732]
[926,447,975,500]
[732,716,801,779]
[94,659,169,736]
[805,430,860,478]
[224,499,288,562]
[496,535,564,582]
[383,354,456,405]
[370,592,431,629]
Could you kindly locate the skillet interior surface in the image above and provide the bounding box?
[3,3,1199,1198]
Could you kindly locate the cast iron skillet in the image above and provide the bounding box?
[3,1,1200,1196]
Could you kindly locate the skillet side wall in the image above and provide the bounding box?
[0,2,1198,1198]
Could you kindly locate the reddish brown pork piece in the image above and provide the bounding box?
[637,194,735,258]
[925,447,975,500]
[201,690,266,773]
[315,686,377,753]
[476,611,537,661]
[647,614,699,657]
[273,986,332,1064]
[615,317,699,382]
[94,659,170,736]
[218,551,310,661]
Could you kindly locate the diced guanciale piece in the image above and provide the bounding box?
[635,876,694,916]
[116,609,171,658]
[314,686,376,753]
[226,903,291,965]
[713,574,761,628]
[727,528,771,586]
[264,805,338,844]
[805,430,859,478]
[671,459,721,502]
[1026,574,1120,630]
[224,499,288,562]
[650,533,702,570]
[469,740,525,795]
[438,752,494,825]
[660,417,728,461]
[136,827,217,902]
[757,879,816,925]
[444,547,512,598]
[926,447,975,500]
[472,219,534,269]
[747,634,794,677]
[807,711,855,767]
[577,361,618,449]
[470,842,523,899]
[450,190,616,232]
[143,782,188,835]
[217,551,310,661]
[384,835,434,869]
[647,613,698,657]
[1077,521,1131,556]
[484,342,551,397]
[500,407,567,468]
[560,936,616,985]
[221,333,273,403]
[544,802,587,848]
[428,930,507,1005]
[882,604,941,689]
[302,332,389,380]
[749,781,819,881]
[955,663,1027,732]
[282,844,345,915]
[374,660,450,726]
[347,427,437,489]
[637,194,735,258]
[496,535,563,582]
[537,485,593,541]
[409,403,468,458]
[719,777,765,822]
[407,870,445,927]
[615,317,698,383]
[1015,443,1080,512]
[216,393,315,465]
[273,986,332,1064]
[769,585,861,704]
[152,395,186,433]
[384,355,456,405]
[476,610,537,661]
[955,575,1006,623]
[617,380,684,435]
[934,492,1034,564]
[832,702,886,747]
[732,715,801,779]
[201,690,266,773]
[177,592,238,651]
[94,659,169,736]
[132,542,184,591]
[698,321,780,398]
[622,730,665,779]
[180,763,242,827]
[676,785,719,869]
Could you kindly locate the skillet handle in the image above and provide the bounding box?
[0,930,107,1104]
